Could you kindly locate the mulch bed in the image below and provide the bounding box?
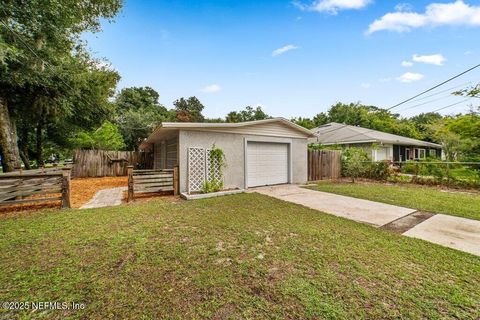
[0,176,128,216]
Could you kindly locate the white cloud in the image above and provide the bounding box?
[294,0,372,14]
[367,0,480,34]
[200,84,221,93]
[464,50,473,55]
[361,82,371,88]
[272,44,299,57]
[401,60,414,67]
[412,53,446,65]
[395,3,414,12]
[397,72,424,83]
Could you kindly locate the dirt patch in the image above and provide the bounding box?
[381,211,435,234]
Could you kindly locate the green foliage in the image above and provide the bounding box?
[366,161,393,181]
[225,106,269,122]
[70,121,125,150]
[173,96,205,122]
[399,159,480,188]
[202,145,227,193]
[341,148,369,182]
[113,86,173,150]
[0,0,122,169]
[291,117,316,129]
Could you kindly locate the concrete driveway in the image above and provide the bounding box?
[252,184,480,257]
[252,184,415,226]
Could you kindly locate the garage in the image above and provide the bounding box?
[140,118,314,193]
[247,142,289,187]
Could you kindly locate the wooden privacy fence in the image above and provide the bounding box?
[73,149,153,178]
[0,168,71,208]
[127,166,179,202]
[308,150,342,181]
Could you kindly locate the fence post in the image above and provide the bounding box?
[173,165,179,196]
[61,167,71,209]
[127,166,134,202]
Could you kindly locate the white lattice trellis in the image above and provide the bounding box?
[188,147,206,193]
[188,147,224,193]
[206,149,222,183]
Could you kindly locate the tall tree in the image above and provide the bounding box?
[225,106,269,122]
[0,0,122,171]
[114,86,173,150]
[291,117,315,129]
[173,96,205,122]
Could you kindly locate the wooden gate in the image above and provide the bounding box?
[72,150,153,178]
[308,150,342,181]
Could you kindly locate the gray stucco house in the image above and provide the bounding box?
[140,118,315,193]
[310,122,442,162]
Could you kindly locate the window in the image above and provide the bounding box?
[419,149,426,159]
[429,149,436,157]
[414,148,426,160]
[406,149,410,160]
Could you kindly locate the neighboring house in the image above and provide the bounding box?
[309,122,442,162]
[139,118,315,193]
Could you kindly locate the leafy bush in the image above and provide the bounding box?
[367,161,393,181]
[342,148,369,182]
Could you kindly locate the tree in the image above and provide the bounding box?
[313,112,328,127]
[410,112,443,142]
[225,106,269,122]
[114,87,173,150]
[70,121,125,150]
[0,0,122,171]
[291,117,315,129]
[173,97,205,122]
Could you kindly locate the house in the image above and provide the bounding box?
[309,122,442,162]
[139,118,315,194]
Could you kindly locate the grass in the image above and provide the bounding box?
[0,193,479,319]
[306,181,480,221]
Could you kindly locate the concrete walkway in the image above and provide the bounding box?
[404,214,480,256]
[80,187,127,209]
[252,184,480,257]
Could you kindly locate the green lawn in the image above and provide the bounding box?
[0,194,479,319]
[306,181,480,221]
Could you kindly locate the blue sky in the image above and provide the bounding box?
[85,0,480,119]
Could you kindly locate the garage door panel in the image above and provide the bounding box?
[247,142,289,187]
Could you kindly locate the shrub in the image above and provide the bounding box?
[342,148,369,182]
[367,161,393,181]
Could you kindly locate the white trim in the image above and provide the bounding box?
[160,118,315,137]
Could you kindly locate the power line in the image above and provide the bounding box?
[387,64,480,110]
[429,97,473,113]
[398,94,455,111]
[311,72,476,139]
[400,82,471,104]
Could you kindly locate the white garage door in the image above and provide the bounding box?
[247,142,289,187]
